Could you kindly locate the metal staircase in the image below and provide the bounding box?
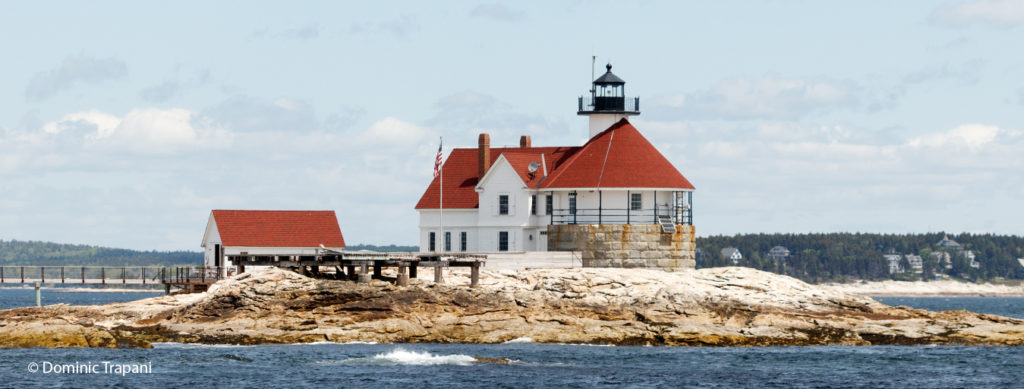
[658,216,676,233]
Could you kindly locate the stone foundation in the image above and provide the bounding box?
[547,224,696,270]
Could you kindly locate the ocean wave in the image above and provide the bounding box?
[335,348,478,366]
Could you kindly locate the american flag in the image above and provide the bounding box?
[433,139,443,178]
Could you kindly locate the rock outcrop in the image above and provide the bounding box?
[2,267,1024,348]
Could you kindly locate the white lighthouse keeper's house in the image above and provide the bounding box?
[414,65,697,269]
[201,210,346,275]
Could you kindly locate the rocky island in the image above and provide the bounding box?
[2,267,1023,348]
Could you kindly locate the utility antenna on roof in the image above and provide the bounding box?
[590,55,596,93]
[528,161,540,173]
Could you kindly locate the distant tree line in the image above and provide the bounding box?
[697,233,1024,283]
[0,240,202,266]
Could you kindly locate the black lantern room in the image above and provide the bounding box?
[578,64,640,115]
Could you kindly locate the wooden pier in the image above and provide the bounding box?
[0,252,486,293]
[227,251,487,287]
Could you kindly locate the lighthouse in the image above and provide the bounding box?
[577,63,640,138]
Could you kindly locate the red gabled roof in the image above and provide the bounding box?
[211,210,346,248]
[540,119,695,189]
[415,119,694,209]
[414,147,577,209]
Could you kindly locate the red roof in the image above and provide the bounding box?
[211,210,346,248]
[415,119,693,209]
[540,120,695,189]
[414,147,576,209]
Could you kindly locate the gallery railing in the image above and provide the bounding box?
[549,207,691,225]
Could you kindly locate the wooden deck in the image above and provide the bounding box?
[228,252,487,287]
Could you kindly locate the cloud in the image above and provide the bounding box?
[931,0,1024,27]
[658,74,860,120]
[41,110,120,137]
[37,108,230,153]
[25,54,127,101]
[139,80,180,102]
[323,106,366,131]
[907,123,1007,151]
[138,68,213,103]
[426,91,567,143]
[202,95,318,132]
[469,3,526,22]
[358,117,433,146]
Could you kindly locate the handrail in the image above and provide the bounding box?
[0,265,218,285]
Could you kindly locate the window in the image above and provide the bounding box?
[545,194,553,215]
[498,231,509,252]
[531,195,537,215]
[460,232,467,252]
[569,195,577,214]
[630,193,642,211]
[498,194,509,215]
[444,232,451,252]
[428,232,436,252]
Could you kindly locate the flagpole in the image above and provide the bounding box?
[439,137,443,253]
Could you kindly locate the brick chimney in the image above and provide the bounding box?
[519,135,531,148]
[478,133,491,178]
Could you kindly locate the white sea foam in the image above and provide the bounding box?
[340,348,478,366]
[502,337,534,344]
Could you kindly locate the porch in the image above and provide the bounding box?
[548,190,692,226]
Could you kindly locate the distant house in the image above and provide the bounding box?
[884,254,903,274]
[905,254,923,274]
[936,234,962,249]
[201,210,346,271]
[966,250,979,268]
[720,247,742,264]
[935,234,980,269]
[767,246,790,261]
[929,251,952,270]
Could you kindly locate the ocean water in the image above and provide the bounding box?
[1,343,1023,388]
[875,296,1024,319]
[0,288,162,310]
[2,291,1024,387]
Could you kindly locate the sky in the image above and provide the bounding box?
[1,1,1023,251]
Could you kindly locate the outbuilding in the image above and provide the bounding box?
[201,210,346,273]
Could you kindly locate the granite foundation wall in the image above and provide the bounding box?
[547,224,696,270]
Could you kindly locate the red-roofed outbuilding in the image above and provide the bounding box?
[201,210,345,269]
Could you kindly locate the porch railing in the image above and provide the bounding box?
[550,207,691,225]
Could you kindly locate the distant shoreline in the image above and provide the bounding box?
[821,279,1024,297]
